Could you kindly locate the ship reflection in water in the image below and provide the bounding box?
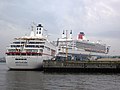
[0,64,120,90]
[5,71,44,90]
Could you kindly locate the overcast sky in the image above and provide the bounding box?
[0,0,120,57]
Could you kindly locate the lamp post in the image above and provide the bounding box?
[66,30,68,61]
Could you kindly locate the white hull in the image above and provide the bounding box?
[6,55,52,70]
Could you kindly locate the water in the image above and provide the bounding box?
[0,63,120,90]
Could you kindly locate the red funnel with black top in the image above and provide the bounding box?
[78,32,85,39]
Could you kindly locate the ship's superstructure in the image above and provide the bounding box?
[55,30,110,60]
[6,24,56,69]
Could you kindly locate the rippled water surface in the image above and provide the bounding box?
[0,63,120,90]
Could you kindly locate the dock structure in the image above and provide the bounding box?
[43,59,120,72]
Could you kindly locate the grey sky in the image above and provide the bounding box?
[0,0,120,57]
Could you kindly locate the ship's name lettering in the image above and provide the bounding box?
[15,58,27,60]
[15,61,27,63]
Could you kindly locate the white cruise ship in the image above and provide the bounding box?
[54,30,110,60]
[6,24,56,70]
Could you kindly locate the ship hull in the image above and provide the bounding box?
[6,55,52,70]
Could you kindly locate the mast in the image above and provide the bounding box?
[62,30,65,39]
[30,25,35,37]
[69,30,72,39]
[66,30,68,61]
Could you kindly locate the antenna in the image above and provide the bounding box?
[32,22,36,26]
[66,30,68,61]
[70,30,72,39]
[62,30,65,39]
[30,22,35,37]
[31,25,33,31]
[44,29,47,31]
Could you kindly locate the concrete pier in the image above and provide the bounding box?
[43,59,120,72]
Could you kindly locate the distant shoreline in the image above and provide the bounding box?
[0,57,6,62]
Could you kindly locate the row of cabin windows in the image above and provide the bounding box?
[25,45,44,48]
[8,48,54,54]
[8,49,43,52]
[7,49,55,56]
[7,53,42,56]
[11,45,22,47]
[13,42,25,44]
[8,49,54,52]
[25,49,43,52]
[7,51,55,56]
[13,42,45,44]
[25,49,38,52]
[10,45,54,51]
[8,49,16,52]
[11,45,44,48]
[76,44,106,51]
[9,45,54,52]
[29,42,45,44]
[11,45,53,52]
